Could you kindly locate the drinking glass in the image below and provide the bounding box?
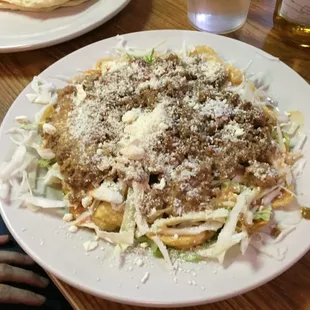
[187,0,251,34]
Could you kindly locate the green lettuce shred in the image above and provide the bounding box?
[144,48,155,64]
[38,158,55,168]
[179,252,201,263]
[20,123,38,130]
[137,236,163,258]
[253,206,272,221]
[283,132,290,150]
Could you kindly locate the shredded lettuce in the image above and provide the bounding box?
[118,191,136,250]
[276,123,286,153]
[151,241,163,258]
[151,235,173,268]
[273,125,288,152]
[198,231,247,260]
[26,77,58,105]
[90,182,123,204]
[283,132,290,150]
[132,182,149,236]
[0,146,27,181]
[144,48,155,64]
[137,236,163,258]
[82,222,135,245]
[43,163,63,185]
[250,233,288,261]
[38,158,55,169]
[31,144,55,160]
[253,206,272,221]
[150,208,229,234]
[177,251,201,263]
[157,222,224,236]
[20,123,39,130]
[20,194,68,209]
[286,121,299,136]
[201,189,258,263]
[0,182,10,201]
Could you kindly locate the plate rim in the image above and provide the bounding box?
[1,29,310,307]
[0,0,130,53]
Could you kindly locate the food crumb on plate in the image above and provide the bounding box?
[83,240,98,252]
[141,272,150,284]
[136,258,144,267]
[68,225,78,233]
[140,242,149,248]
[15,115,29,124]
[63,213,73,222]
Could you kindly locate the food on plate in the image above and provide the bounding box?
[0,0,90,11]
[0,43,306,265]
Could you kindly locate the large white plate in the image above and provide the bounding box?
[0,0,129,53]
[1,30,310,307]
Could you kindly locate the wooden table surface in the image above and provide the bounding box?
[1,0,310,309]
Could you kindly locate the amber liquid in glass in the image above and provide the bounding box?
[273,0,310,47]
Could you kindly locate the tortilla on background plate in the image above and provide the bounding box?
[0,0,89,11]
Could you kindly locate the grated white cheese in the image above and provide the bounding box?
[81,196,93,208]
[122,108,141,123]
[141,271,150,284]
[15,115,29,124]
[68,225,78,233]
[43,123,57,135]
[140,242,149,249]
[63,213,73,222]
[136,258,144,267]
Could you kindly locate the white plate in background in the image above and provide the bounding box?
[1,30,310,307]
[0,0,129,53]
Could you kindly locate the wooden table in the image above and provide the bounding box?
[1,0,310,309]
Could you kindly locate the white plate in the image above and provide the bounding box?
[1,30,310,307]
[0,0,129,53]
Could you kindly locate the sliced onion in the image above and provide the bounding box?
[262,188,281,205]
